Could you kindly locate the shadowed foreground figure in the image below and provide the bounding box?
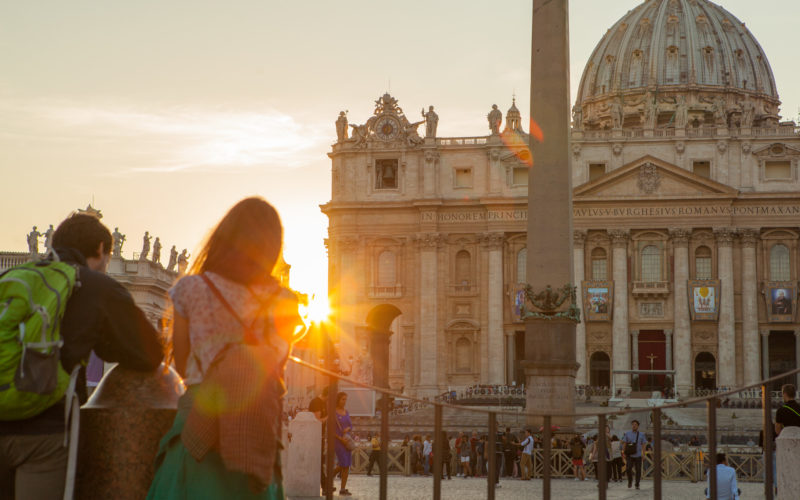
[147,197,303,499]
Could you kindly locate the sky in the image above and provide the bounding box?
[2,0,798,300]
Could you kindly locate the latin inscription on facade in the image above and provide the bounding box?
[421,204,800,223]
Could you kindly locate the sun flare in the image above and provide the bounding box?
[302,294,331,324]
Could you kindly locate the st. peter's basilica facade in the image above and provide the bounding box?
[323,0,800,398]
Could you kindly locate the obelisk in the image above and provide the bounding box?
[523,0,577,428]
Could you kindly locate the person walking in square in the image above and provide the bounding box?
[519,429,534,480]
[622,419,647,489]
[366,434,382,476]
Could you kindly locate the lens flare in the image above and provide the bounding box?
[303,294,331,324]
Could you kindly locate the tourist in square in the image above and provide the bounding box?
[308,387,330,493]
[610,435,623,482]
[422,434,433,475]
[366,433,382,476]
[459,432,472,477]
[570,435,586,481]
[333,392,353,496]
[705,452,740,500]
[1,213,162,500]
[519,429,534,480]
[410,435,423,475]
[147,197,303,499]
[622,419,648,489]
[435,431,452,480]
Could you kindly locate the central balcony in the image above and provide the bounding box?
[631,280,671,298]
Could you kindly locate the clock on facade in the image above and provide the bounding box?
[375,115,401,141]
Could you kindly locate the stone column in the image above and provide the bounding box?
[762,329,771,380]
[418,233,441,394]
[402,327,415,390]
[715,228,736,387]
[776,427,800,498]
[670,228,692,395]
[740,229,760,385]
[610,229,631,394]
[484,232,505,384]
[506,331,515,385]
[665,329,673,371]
[285,412,322,497]
[631,330,640,371]
[574,230,588,385]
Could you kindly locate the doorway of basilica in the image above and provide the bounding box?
[638,330,666,391]
[694,352,716,390]
[768,330,796,390]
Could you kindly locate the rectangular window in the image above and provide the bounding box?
[589,163,606,181]
[591,259,607,280]
[765,161,791,179]
[512,167,528,186]
[375,159,398,189]
[454,168,472,188]
[693,161,711,178]
[695,257,712,280]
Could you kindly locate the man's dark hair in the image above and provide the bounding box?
[321,387,329,397]
[716,452,726,464]
[53,213,112,260]
[782,384,796,398]
[631,419,640,426]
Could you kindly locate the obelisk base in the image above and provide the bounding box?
[523,319,577,428]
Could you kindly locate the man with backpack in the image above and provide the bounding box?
[622,419,648,490]
[0,213,163,500]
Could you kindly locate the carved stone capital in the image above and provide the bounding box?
[760,329,770,338]
[716,140,728,154]
[713,227,736,247]
[664,329,673,337]
[608,229,630,248]
[573,229,587,247]
[738,228,759,247]
[612,143,623,156]
[424,150,440,164]
[630,329,639,338]
[572,143,581,158]
[669,227,691,246]
[416,232,444,249]
[480,232,505,250]
[338,235,360,251]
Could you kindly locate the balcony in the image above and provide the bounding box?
[368,284,403,299]
[631,280,671,298]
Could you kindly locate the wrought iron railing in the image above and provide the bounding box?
[289,343,797,500]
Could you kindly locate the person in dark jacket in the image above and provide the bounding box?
[0,212,163,500]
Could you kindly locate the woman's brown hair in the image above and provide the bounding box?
[190,196,283,285]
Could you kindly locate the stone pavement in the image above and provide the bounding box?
[294,476,765,500]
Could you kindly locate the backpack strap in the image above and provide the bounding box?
[783,404,800,419]
[201,274,258,344]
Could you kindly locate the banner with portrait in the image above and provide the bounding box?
[582,281,613,322]
[764,281,797,323]
[688,280,720,321]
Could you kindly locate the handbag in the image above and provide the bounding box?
[336,415,357,451]
[624,431,639,456]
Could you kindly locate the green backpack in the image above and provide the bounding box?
[0,255,78,420]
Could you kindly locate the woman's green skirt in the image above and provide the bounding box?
[146,388,284,500]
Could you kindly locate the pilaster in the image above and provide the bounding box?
[740,228,760,385]
[670,227,692,395]
[481,232,506,384]
[574,229,587,385]
[714,228,736,387]
[609,229,630,392]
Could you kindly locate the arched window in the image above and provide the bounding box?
[694,246,712,280]
[589,351,610,387]
[455,337,472,373]
[641,245,662,282]
[455,250,471,284]
[377,250,396,286]
[770,244,791,281]
[591,247,608,280]
[694,352,716,390]
[516,248,527,284]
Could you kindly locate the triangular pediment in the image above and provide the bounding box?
[574,155,739,199]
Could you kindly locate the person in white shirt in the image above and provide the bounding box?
[705,453,740,500]
[422,435,433,475]
[519,429,534,480]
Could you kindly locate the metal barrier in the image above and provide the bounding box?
[290,350,797,500]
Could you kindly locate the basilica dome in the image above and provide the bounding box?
[574,0,781,130]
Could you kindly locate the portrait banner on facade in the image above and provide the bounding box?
[688,280,720,321]
[763,281,797,323]
[582,281,613,322]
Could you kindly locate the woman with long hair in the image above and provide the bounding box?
[147,197,302,499]
[333,392,353,496]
